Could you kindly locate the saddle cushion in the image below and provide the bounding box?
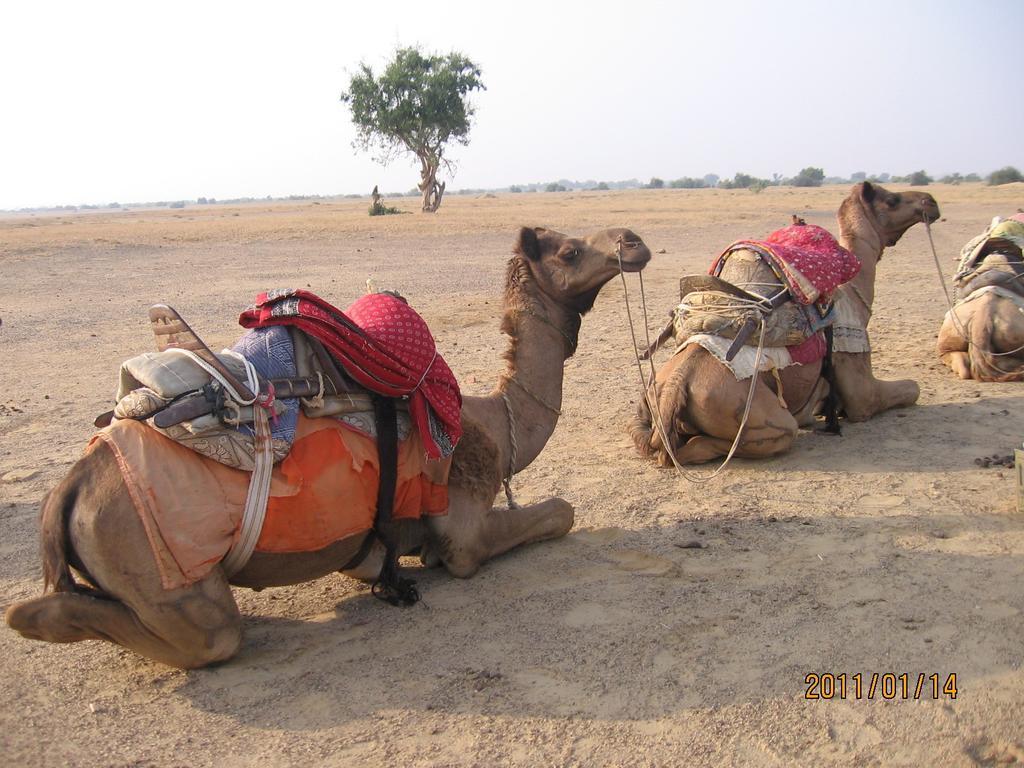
[710,224,860,305]
[680,333,794,381]
[91,414,450,590]
[239,290,462,459]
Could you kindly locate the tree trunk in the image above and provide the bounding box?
[418,157,445,213]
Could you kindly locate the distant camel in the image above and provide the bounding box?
[937,215,1024,381]
[631,182,939,465]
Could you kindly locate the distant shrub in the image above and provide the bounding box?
[850,171,867,182]
[988,166,1024,186]
[749,179,769,193]
[669,177,706,189]
[595,181,610,190]
[964,173,982,182]
[907,170,932,186]
[939,173,963,185]
[509,185,522,193]
[646,177,664,189]
[791,167,824,187]
[369,202,402,216]
[720,172,768,190]
[169,201,186,209]
[545,182,567,192]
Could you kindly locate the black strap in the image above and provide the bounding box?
[369,395,420,606]
[818,326,842,435]
[338,530,377,572]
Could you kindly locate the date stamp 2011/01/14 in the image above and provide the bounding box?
[804,673,957,700]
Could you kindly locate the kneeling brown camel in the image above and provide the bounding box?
[6,226,650,669]
[937,216,1024,381]
[631,182,939,466]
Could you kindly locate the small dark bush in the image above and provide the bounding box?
[988,166,1024,186]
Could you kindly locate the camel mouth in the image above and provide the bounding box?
[619,255,650,273]
[615,240,651,272]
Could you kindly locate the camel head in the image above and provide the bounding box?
[511,226,651,314]
[845,181,941,247]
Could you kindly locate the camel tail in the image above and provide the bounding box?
[628,394,657,458]
[629,380,683,464]
[40,486,78,594]
[965,306,1020,382]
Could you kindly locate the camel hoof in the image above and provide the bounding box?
[6,596,80,643]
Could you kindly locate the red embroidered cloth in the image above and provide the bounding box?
[710,224,860,305]
[239,290,461,459]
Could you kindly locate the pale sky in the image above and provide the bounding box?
[2,0,1021,209]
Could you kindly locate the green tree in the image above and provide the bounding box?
[907,170,932,186]
[646,177,665,189]
[988,166,1023,186]
[341,47,485,213]
[792,167,825,187]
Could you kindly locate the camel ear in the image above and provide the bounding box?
[861,181,876,203]
[514,226,541,261]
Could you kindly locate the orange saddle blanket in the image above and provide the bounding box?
[90,414,450,590]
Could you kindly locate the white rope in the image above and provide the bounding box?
[618,251,768,482]
[162,348,260,405]
[221,404,274,576]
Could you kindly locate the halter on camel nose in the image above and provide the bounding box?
[593,228,650,272]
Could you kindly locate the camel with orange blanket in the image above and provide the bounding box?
[5,226,650,669]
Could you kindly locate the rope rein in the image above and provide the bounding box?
[499,302,570,508]
[501,391,520,509]
[617,245,768,482]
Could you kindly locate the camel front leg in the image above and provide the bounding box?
[941,351,973,379]
[833,351,919,422]
[426,488,574,579]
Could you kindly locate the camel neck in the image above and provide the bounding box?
[837,201,884,315]
[492,262,577,474]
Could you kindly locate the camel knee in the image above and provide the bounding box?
[178,622,241,668]
[443,552,483,579]
[168,592,242,667]
[547,498,575,537]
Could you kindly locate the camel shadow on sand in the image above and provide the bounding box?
[168,509,1024,730]
[765,394,1024,474]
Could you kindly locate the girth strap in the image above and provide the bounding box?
[369,395,420,606]
[818,326,842,435]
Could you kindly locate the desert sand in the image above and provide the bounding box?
[1,184,1022,766]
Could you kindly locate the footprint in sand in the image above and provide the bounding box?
[604,549,679,577]
[572,526,627,545]
[855,494,906,510]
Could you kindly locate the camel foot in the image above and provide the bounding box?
[943,352,973,380]
[7,587,241,670]
[7,594,99,644]
[433,494,575,579]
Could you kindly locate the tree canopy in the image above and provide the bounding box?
[341,47,485,212]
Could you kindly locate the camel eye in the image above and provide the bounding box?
[560,248,580,262]
[886,195,901,208]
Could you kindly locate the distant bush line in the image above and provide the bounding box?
[7,165,1021,213]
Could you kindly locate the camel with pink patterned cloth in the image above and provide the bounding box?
[630,182,939,466]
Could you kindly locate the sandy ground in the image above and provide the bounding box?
[1,184,1023,767]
